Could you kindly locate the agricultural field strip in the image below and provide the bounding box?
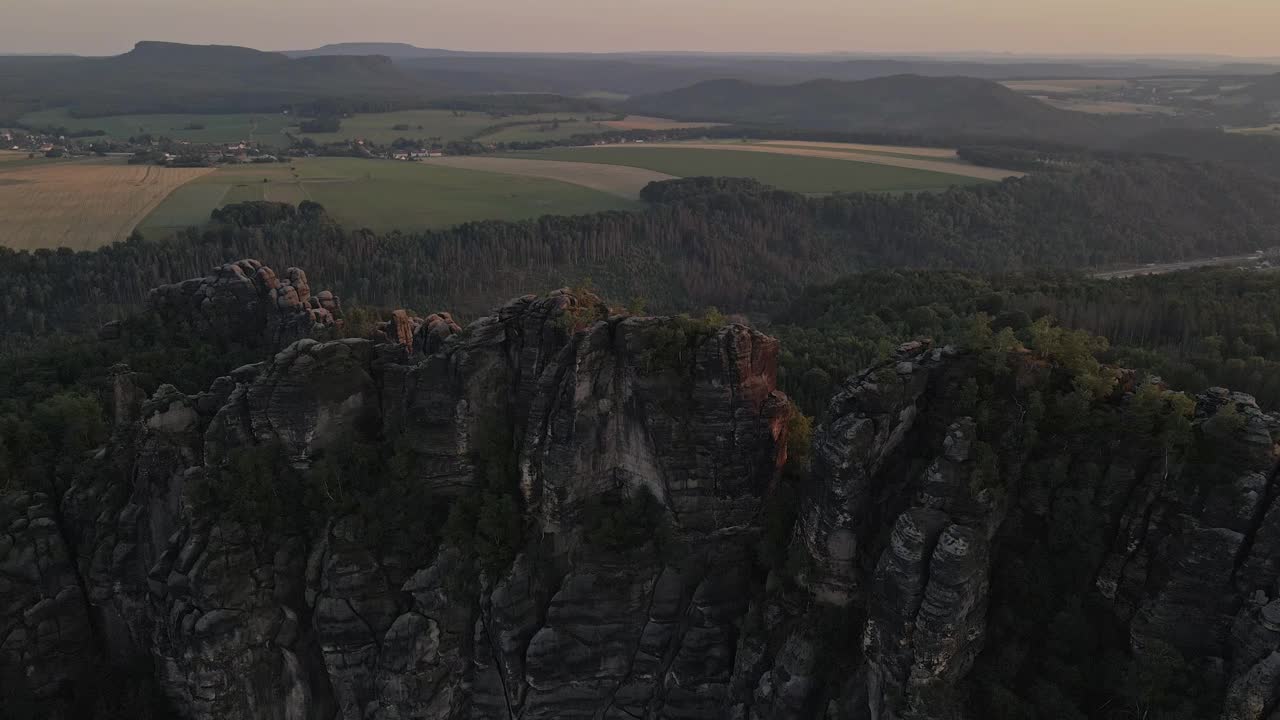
[599,116,724,131]
[424,156,676,198]
[754,142,964,162]
[756,140,959,158]
[0,160,214,250]
[584,143,1024,181]
[138,157,638,234]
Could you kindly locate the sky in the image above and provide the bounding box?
[2,0,1278,58]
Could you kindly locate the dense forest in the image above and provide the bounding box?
[624,75,1192,144]
[5,152,1280,347]
[771,268,1280,415]
[7,188,1280,720]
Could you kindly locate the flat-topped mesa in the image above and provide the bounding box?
[148,259,341,349]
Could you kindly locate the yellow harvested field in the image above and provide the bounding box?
[1002,79,1131,94]
[1038,98,1177,115]
[758,141,959,159]
[1230,125,1280,136]
[0,159,214,250]
[425,156,676,198]
[606,143,1024,181]
[600,115,723,131]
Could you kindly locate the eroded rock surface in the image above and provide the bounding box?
[149,260,342,350]
[7,265,1280,720]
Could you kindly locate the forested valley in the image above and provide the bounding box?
[5,149,1280,346]
[8,107,1280,720]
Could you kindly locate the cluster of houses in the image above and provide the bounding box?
[389,148,444,161]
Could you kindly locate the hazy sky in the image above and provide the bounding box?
[4,0,1278,57]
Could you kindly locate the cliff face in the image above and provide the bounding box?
[3,263,1280,720]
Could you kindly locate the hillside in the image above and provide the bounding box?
[1240,72,1280,101]
[626,75,1176,142]
[283,41,465,59]
[0,41,440,117]
[5,153,1280,346]
[340,47,1280,96]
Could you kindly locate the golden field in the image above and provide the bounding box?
[0,158,213,250]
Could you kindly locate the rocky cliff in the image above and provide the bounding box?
[3,262,1279,720]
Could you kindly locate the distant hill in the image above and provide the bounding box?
[0,41,440,118]
[625,75,1142,141]
[1239,73,1280,101]
[283,42,464,59]
[287,45,1280,98]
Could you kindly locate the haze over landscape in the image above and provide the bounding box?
[7,0,1280,57]
[6,3,1280,720]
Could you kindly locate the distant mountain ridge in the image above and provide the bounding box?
[625,74,1137,141]
[0,41,437,117]
[283,42,465,59]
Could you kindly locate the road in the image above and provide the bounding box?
[1089,253,1271,280]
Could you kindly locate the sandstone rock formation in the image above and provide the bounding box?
[149,260,342,349]
[6,264,1280,720]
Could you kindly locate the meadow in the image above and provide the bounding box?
[0,157,213,250]
[1036,97,1178,116]
[425,156,675,197]
[288,110,566,145]
[1230,124,1280,136]
[1000,79,1132,94]
[501,145,1004,193]
[293,111,714,145]
[476,117,621,144]
[18,109,295,144]
[18,107,714,148]
[137,157,637,236]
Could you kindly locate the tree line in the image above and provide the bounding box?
[4,153,1280,349]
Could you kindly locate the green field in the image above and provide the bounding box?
[501,147,989,193]
[291,110,577,145]
[137,157,637,236]
[18,109,295,144]
[748,142,966,163]
[478,117,620,143]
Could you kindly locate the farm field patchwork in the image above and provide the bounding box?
[502,144,1017,192]
[477,115,719,143]
[1230,124,1280,136]
[294,111,713,145]
[1001,79,1133,94]
[138,157,638,235]
[1036,98,1178,115]
[473,117,621,144]
[755,140,963,162]
[18,109,295,144]
[289,110,571,145]
[425,156,676,197]
[599,116,723,131]
[0,157,214,250]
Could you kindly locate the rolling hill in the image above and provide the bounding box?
[625,75,1169,141]
[0,41,441,117]
[1239,72,1280,101]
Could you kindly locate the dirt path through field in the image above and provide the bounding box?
[425,156,676,198]
[591,142,1023,181]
